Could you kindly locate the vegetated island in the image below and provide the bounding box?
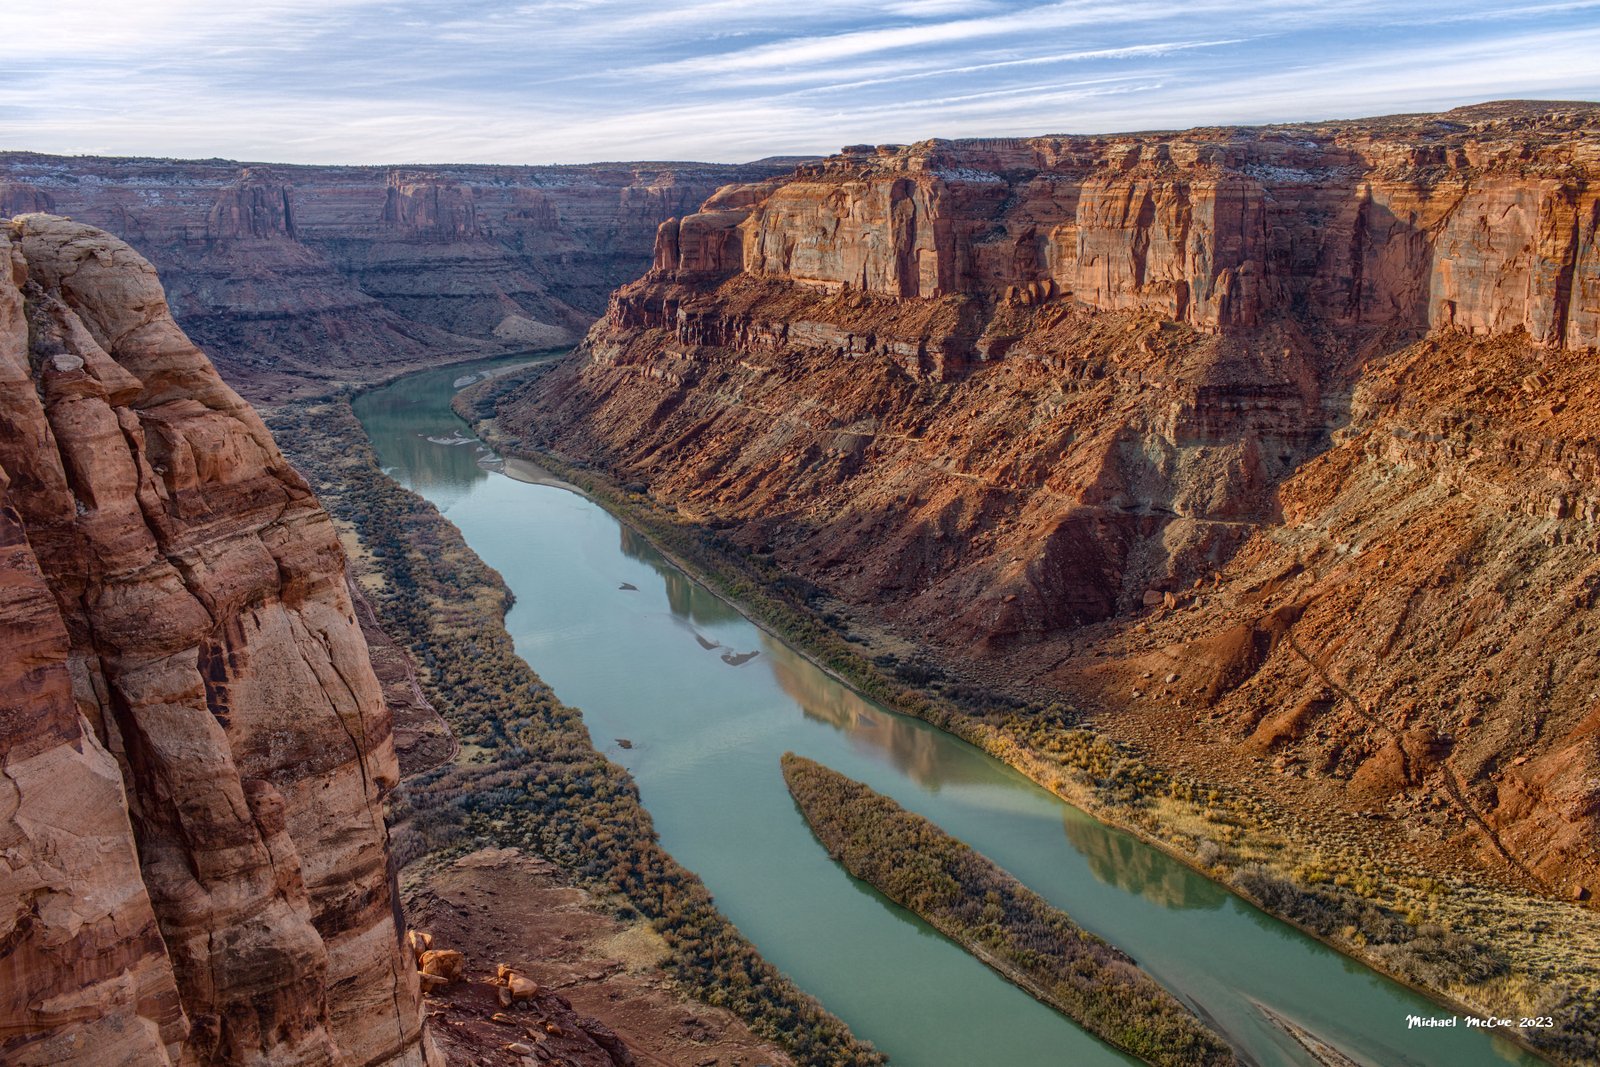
[781,753,1238,1067]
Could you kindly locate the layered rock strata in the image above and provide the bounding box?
[0,215,436,1065]
[506,102,1600,893]
[0,157,802,400]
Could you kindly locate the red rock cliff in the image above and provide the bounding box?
[0,216,437,1066]
[644,105,1599,346]
[506,102,1600,894]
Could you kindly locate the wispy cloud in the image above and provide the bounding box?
[0,1,1595,163]
[750,39,1246,94]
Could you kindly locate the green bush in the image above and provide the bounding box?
[1231,865,1508,987]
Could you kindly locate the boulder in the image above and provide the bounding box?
[420,949,465,983]
[408,929,435,965]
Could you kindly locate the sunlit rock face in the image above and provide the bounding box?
[509,102,1600,894]
[645,106,1600,344]
[0,215,438,1066]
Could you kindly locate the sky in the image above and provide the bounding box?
[4,1,1599,165]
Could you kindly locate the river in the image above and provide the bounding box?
[353,355,1540,1067]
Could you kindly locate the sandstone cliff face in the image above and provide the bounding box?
[0,216,436,1066]
[648,108,1599,346]
[0,156,803,400]
[508,102,1600,893]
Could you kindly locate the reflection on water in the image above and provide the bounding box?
[761,632,993,791]
[620,519,997,790]
[1062,812,1227,912]
[350,355,553,509]
[618,526,743,628]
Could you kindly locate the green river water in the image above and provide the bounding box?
[353,355,1542,1067]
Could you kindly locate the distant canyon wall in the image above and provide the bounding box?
[0,215,436,1066]
[0,154,800,398]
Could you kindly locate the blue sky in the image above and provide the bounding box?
[5,1,1599,164]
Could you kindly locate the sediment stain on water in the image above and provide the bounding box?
[354,356,1542,1067]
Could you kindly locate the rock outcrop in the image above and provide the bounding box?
[0,215,437,1065]
[0,156,805,400]
[504,102,1600,894]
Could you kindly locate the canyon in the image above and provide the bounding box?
[0,153,799,401]
[505,100,1600,907]
[6,97,1600,1066]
